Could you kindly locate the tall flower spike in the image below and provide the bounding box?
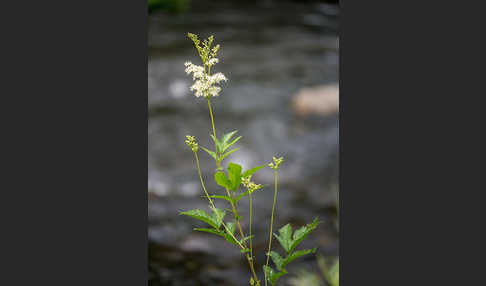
[185,33,227,98]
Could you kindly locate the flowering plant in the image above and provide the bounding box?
[181,33,319,286]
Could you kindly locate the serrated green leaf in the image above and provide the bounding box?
[180,209,220,229]
[201,146,217,160]
[220,148,240,160]
[274,223,293,253]
[210,135,223,154]
[223,136,242,152]
[227,162,242,191]
[208,195,233,203]
[226,222,235,235]
[214,171,231,189]
[242,164,266,178]
[195,227,239,246]
[289,217,320,252]
[194,228,225,237]
[221,130,238,145]
[263,265,287,285]
[282,248,316,269]
[269,251,285,271]
[210,207,226,229]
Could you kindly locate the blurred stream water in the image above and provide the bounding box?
[149,1,339,285]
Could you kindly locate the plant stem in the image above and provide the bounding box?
[225,188,261,286]
[194,152,244,249]
[249,191,254,262]
[264,169,279,286]
[207,97,220,168]
[204,94,260,285]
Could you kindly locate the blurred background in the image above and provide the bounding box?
[148,0,339,285]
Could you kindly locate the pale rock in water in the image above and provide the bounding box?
[292,84,339,116]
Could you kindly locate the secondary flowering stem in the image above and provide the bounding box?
[265,169,279,286]
[249,191,254,262]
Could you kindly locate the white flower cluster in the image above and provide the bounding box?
[185,61,227,97]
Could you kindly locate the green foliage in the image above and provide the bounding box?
[274,224,293,253]
[179,207,226,230]
[206,130,242,163]
[201,146,217,160]
[269,251,285,271]
[214,171,232,189]
[318,255,339,286]
[242,164,267,178]
[213,162,243,191]
[283,248,317,268]
[288,269,322,286]
[264,218,320,285]
[227,163,242,191]
[289,218,320,253]
[263,265,288,285]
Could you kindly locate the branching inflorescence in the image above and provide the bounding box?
[180,33,320,286]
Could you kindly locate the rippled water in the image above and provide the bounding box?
[149,1,339,285]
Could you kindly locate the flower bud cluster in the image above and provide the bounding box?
[185,135,199,152]
[268,156,284,170]
[242,175,262,193]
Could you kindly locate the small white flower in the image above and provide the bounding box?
[209,73,227,85]
[207,58,219,66]
[208,86,221,97]
[184,62,205,81]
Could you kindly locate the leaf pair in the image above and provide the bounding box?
[213,130,242,154]
[201,130,242,162]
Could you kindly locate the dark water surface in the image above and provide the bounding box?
[149,1,339,285]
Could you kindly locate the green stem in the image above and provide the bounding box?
[194,152,244,249]
[207,97,220,168]
[225,188,261,286]
[265,170,279,286]
[249,191,254,262]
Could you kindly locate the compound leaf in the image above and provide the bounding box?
[289,217,320,252]
[263,265,287,285]
[180,209,220,229]
[274,223,292,254]
[282,248,317,269]
[269,251,285,271]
